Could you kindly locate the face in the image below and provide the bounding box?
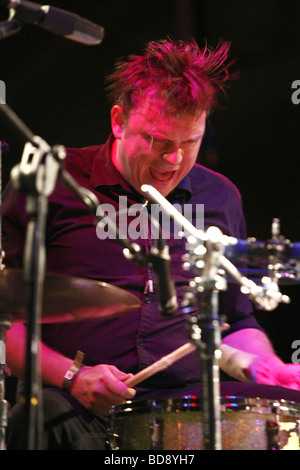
[111,98,207,197]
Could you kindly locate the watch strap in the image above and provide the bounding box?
[63,350,85,392]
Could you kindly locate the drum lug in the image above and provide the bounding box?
[266,421,280,450]
[108,431,121,451]
[106,412,121,450]
[151,417,164,450]
[267,419,300,450]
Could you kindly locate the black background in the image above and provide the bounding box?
[0,0,300,364]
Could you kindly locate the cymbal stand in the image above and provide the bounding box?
[184,230,225,450]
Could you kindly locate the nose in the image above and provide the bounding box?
[162,148,183,166]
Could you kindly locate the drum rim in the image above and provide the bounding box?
[111,395,300,416]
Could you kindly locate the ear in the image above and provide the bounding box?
[111,105,125,139]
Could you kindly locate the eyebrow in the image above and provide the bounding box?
[183,135,203,143]
[143,131,203,143]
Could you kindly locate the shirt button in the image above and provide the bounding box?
[144,292,155,304]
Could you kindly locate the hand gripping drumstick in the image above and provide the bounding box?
[125,342,196,387]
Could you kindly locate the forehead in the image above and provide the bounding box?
[127,96,206,136]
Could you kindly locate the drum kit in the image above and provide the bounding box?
[0,0,300,452]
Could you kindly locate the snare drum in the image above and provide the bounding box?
[108,396,300,450]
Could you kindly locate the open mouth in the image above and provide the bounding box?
[149,167,175,182]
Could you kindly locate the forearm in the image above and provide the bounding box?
[6,322,136,413]
[220,328,284,383]
[6,322,73,389]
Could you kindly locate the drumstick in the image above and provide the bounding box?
[124,323,229,387]
[125,342,196,388]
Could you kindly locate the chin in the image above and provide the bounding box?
[155,186,173,197]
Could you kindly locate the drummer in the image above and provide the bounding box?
[2,38,300,450]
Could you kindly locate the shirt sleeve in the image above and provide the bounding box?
[217,189,265,336]
[186,165,265,336]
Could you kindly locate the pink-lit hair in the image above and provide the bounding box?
[106,38,234,117]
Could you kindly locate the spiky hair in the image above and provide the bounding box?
[106,38,234,117]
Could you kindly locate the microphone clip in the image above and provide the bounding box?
[182,226,228,309]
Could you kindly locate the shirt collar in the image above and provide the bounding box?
[90,134,192,203]
[170,175,192,203]
[90,134,128,188]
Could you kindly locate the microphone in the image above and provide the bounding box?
[150,241,178,317]
[0,0,104,45]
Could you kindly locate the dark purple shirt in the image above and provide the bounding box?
[2,134,261,398]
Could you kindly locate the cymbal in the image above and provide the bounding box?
[0,268,141,323]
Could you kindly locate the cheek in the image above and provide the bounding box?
[120,147,150,181]
[182,149,199,172]
[123,136,157,171]
[122,133,150,162]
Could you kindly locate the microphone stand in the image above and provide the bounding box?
[0,103,63,450]
[0,104,104,449]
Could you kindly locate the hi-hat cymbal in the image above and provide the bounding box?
[0,268,141,323]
